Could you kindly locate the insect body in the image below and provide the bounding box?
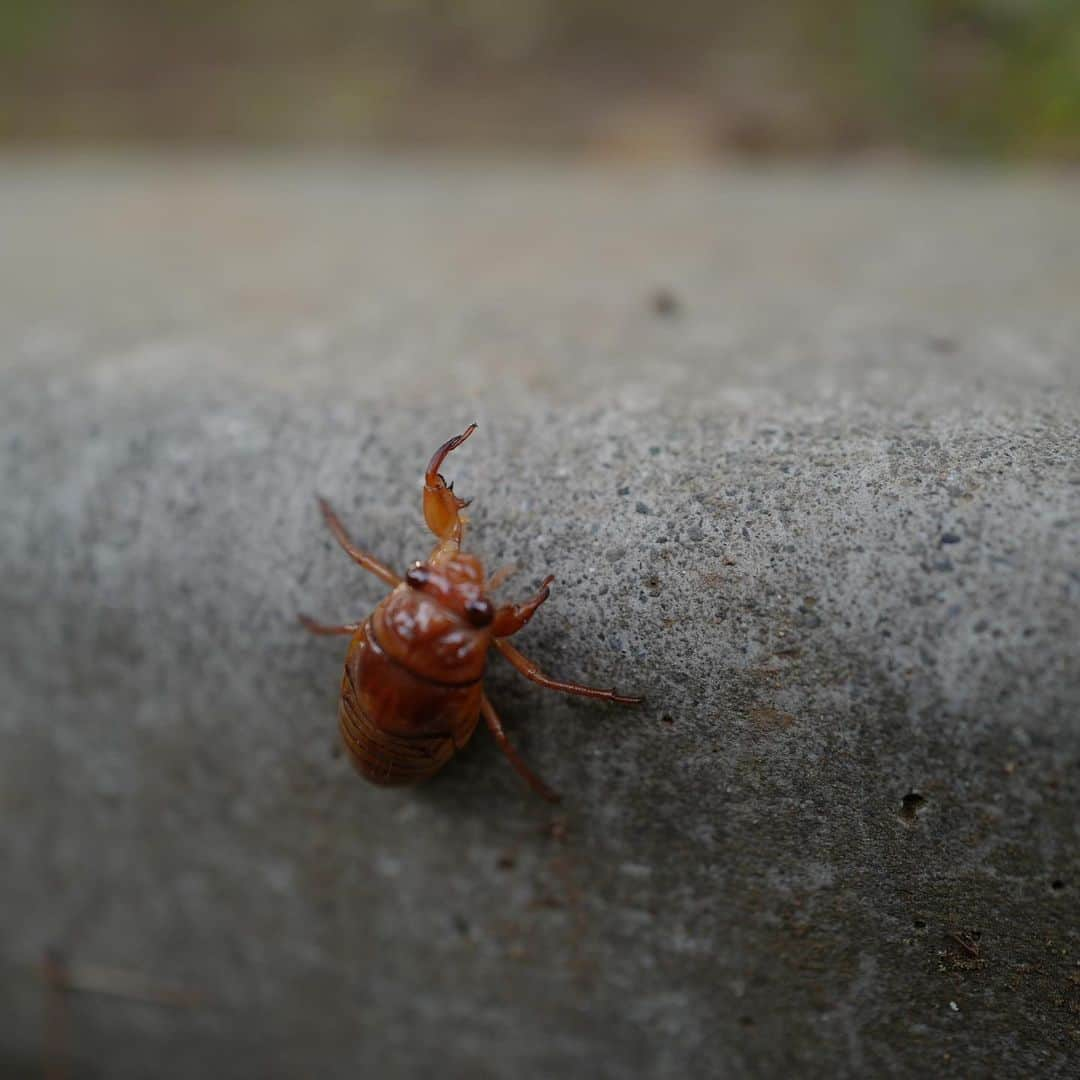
[300,424,641,802]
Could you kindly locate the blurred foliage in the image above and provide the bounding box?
[0,0,1078,157]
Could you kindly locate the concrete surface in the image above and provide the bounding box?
[1,156,1078,1078]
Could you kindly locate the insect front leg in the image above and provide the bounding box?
[491,575,554,637]
[423,423,477,545]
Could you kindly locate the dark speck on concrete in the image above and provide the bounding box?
[899,792,927,822]
[617,486,630,496]
[941,532,962,544]
[651,288,680,316]
[635,501,650,515]
[928,335,959,354]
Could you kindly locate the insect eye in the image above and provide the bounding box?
[464,597,494,627]
[405,564,430,589]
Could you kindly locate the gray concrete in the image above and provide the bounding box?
[2,156,1078,1078]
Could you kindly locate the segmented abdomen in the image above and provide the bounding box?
[338,620,482,786]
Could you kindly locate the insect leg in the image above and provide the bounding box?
[486,563,517,591]
[298,615,362,636]
[491,575,554,637]
[480,693,560,803]
[317,496,401,586]
[494,639,643,705]
[423,423,477,543]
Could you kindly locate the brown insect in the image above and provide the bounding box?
[299,424,642,802]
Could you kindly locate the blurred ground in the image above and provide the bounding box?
[1,155,1078,1078]
[2,1,1080,158]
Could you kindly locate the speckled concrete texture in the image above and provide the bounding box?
[2,157,1078,1078]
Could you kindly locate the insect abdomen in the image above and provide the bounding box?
[339,683,457,786]
[338,620,481,786]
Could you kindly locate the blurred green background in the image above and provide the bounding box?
[2,0,1078,159]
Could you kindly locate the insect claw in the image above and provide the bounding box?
[424,426,478,541]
